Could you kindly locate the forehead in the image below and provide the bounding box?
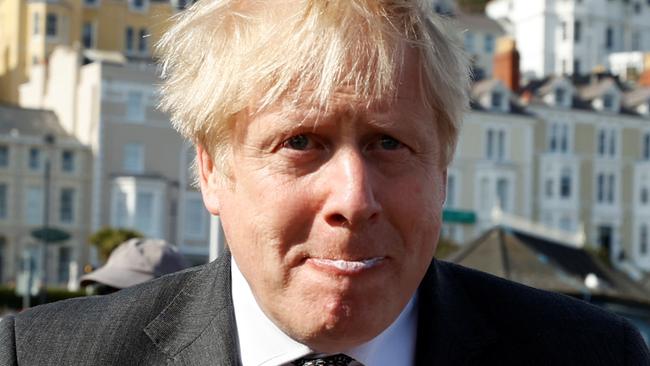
[249,46,433,124]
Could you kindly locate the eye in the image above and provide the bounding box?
[378,135,404,150]
[282,134,314,150]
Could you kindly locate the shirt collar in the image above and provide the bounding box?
[231,257,418,366]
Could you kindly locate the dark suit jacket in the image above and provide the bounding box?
[1,254,648,365]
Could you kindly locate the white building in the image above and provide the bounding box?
[20,46,211,266]
[487,0,650,79]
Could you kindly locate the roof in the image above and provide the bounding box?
[579,77,618,101]
[455,12,504,34]
[624,87,650,108]
[0,104,72,139]
[449,226,650,306]
[471,79,501,99]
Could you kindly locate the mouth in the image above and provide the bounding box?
[307,257,385,274]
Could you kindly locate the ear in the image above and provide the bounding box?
[196,144,222,216]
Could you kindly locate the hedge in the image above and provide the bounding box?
[0,286,87,312]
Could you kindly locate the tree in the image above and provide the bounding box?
[88,227,143,262]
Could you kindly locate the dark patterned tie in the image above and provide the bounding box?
[292,354,362,366]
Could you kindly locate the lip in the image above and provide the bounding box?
[307,257,385,275]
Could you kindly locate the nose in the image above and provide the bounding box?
[322,149,381,228]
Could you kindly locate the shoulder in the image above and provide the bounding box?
[434,260,650,364]
[3,263,209,364]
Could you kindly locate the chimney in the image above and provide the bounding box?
[493,37,520,92]
[639,52,650,87]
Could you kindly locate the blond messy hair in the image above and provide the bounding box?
[157,0,469,171]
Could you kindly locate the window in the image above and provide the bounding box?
[608,174,615,203]
[82,22,94,48]
[496,178,509,211]
[597,173,605,202]
[135,191,154,235]
[597,128,617,157]
[0,145,8,167]
[46,13,57,37]
[126,90,145,122]
[125,27,134,53]
[131,0,145,9]
[115,190,129,228]
[61,150,74,172]
[29,148,40,170]
[573,59,581,75]
[59,188,75,224]
[641,187,648,204]
[545,178,554,198]
[464,32,474,52]
[596,173,615,203]
[484,34,495,53]
[138,28,147,54]
[555,88,566,106]
[573,20,581,42]
[548,122,570,153]
[633,32,641,50]
[184,195,207,238]
[491,92,503,109]
[0,184,7,219]
[25,186,44,225]
[603,94,614,110]
[560,168,572,198]
[643,132,650,160]
[561,21,568,41]
[606,27,614,49]
[486,128,506,161]
[84,0,98,5]
[641,225,648,256]
[58,246,71,284]
[33,13,40,35]
[123,143,144,173]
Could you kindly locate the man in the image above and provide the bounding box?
[79,238,189,295]
[1,1,648,365]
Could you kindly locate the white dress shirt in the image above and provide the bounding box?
[232,258,418,366]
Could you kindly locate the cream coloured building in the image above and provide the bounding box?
[0,104,92,286]
[0,0,188,104]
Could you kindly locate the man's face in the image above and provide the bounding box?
[198,53,447,352]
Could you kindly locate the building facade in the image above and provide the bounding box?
[0,104,92,287]
[20,46,210,268]
[0,0,190,104]
[486,0,650,79]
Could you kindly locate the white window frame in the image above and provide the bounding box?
[485,126,508,162]
[110,178,164,239]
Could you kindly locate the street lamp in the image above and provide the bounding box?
[40,133,55,303]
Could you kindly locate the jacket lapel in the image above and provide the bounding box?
[415,259,499,365]
[144,253,241,365]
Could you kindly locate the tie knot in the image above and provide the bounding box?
[292,353,359,366]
